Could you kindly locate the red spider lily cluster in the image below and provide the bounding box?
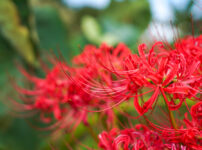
[12,35,201,149]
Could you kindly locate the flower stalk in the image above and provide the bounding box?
[160,87,178,129]
[86,124,99,143]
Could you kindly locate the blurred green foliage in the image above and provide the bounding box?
[0,0,200,149]
[0,0,38,67]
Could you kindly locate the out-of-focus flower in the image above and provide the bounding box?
[13,64,70,122]
[11,63,93,131]
[11,42,132,130]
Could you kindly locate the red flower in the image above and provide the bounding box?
[150,110,202,150]
[13,64,69,121]
[98,128,118,150]
[70,43,133,126]
[89,35,202,116]
[98,124,173,150]
[191,102,202,127]
[133,38,201,114]
[12,63,92,131]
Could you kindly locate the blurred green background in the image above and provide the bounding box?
[0,0,201,149]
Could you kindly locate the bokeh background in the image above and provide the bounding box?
[0,0,201,149]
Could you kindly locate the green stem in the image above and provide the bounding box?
[100,113,108,130]
[160,87,178,129]
[86,124,99,143]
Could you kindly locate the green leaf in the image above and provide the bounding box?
[34,5,70,61]
[81,16,102,45]
[0,0,37,66]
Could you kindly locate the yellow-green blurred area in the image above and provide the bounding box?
[0,0,201,149]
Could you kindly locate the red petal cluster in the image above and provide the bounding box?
[96,35,202,150]
[85,35,202,115]
[13,64,91,130]
[98,124,176,150]
[12,43,131,130]
[98,107,202,150]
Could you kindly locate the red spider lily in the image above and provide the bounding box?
[73,43,131,68]
[130,38,201,115]
[98,108,202,150]
[12,64,70,121]
[12,42,130,130]
[73,43,131,93]
[11,63,94,131]
[147,106,202,150]
[98,128,118,150]
[64,43,132,118]
[84,35,202,118]
[163,127,202,150]
[175,35,202,72]
[98,124,186,150]
[9,34,202,148]
[70,43,132,128]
